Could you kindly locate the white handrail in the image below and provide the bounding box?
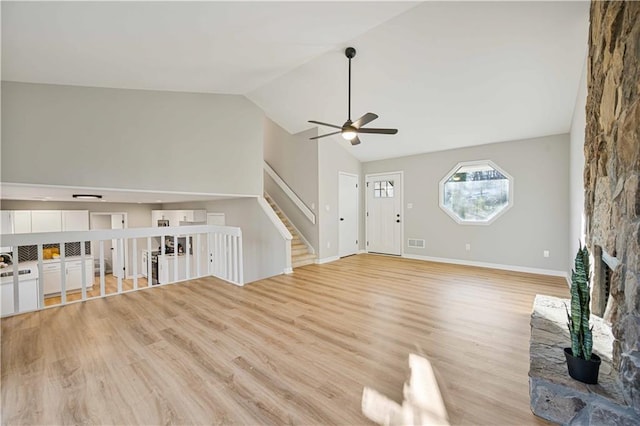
[264,161,316,224]
[257,197,292,274]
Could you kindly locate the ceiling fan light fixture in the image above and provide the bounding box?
[342,129,357,141]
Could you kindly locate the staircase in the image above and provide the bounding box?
[265,194,316,268]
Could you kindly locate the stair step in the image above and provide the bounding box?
[293,253,316,261]
[292,254,316,268]
[292,247,309,256]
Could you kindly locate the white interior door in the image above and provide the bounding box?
[339,173,359,257]
[207,213,226,275]
[366,173,402,256]
[111,214,125,279]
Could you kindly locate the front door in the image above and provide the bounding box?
[366,172,402,256]
[339,173,359,257]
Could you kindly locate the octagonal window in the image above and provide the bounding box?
[439,160,513,225]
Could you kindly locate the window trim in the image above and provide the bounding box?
[438,159,514,226]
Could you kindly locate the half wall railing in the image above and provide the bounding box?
[0,224,243,317]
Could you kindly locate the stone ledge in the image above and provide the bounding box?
[529,295,639,424]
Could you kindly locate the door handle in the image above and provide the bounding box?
[340,218,345,221]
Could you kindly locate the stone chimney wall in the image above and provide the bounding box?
[584,1,640,412]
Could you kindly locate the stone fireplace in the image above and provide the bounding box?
[592,245,616,319]
[584,0,640,414]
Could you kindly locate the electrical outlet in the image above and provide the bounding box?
[465,243,471,251]
[543,250,550,258]
[327,241,331,249]
[407,203,413,209]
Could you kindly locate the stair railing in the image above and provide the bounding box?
[264,161,316,224]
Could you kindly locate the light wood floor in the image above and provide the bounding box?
[1,254,567,425]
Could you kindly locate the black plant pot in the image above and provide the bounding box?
[564,347,601,384]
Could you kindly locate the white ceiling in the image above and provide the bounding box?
[1,1,589,201]
[1,1,418,94]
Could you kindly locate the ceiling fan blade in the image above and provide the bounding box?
[308,120,342,130]
[310,131,341,140]
[351,112,378,129]
[356,128,398,135]
[350,136,361,146]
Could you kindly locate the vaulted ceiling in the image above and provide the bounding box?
[2,1,589,163]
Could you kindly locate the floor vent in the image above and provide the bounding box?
[408,239,425,249]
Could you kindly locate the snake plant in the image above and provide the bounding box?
[565,243,593,360]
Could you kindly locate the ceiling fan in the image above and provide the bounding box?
[308,47,398,146]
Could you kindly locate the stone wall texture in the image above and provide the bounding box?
[584,0,640,414]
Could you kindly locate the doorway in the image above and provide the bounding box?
[206,213,226,275]
[339,172,359,257]
[366,172,403,256]
[90,212,128,278]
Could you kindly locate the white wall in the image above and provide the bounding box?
[318,139,363,261]
[1,82,264,196]
[569,58,588,272]
[363,134,570,274]
[263,118,319,251]
[162,198,288,284]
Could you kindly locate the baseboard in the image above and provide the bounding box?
[283,267,293,274]
[316,256,340,265]
[402,254,569,278]
[358,249,367,254]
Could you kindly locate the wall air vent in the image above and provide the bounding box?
[408,239,425,249]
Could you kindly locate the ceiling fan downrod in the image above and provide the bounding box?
[345,47,356,122]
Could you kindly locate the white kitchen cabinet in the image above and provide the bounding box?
[0,211,32,251]
[42,258,94,295]
[13,211,32,234]
[1,211,13,235]
[31,211,62,233]
[62,211,89,231]
[0,211,12,252]
[42,263,62,295]
[2,210,87,234]
[65,259,94,293]
[0,280,12,315]
[1,277,39,316]
[193,209,206,222]
[65,261,83,292]
[158,254,193,284]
